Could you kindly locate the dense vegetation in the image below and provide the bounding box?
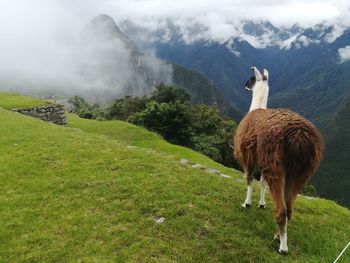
[69,84,239,168]
[1,92,349,262]
[68,96,105,120]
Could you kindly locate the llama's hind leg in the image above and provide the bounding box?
[285,173,310,220]
[269,175,288,254]
[258,176,268,208]
[242,168,253,208]
[285,180,299,221]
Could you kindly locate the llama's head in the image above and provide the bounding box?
[244,67,269,92]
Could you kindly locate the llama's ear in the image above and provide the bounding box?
[251,66,262,80]
[263,68,269,81]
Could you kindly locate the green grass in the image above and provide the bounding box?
[67,114,235,175]
[0,92,52,109]
[0,93,350,262]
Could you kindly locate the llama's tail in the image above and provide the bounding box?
[283,122,323,219]
[283,122,323,180]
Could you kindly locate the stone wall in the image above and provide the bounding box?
[12,104,67,126]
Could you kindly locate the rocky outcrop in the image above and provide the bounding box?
[12,104,67,126]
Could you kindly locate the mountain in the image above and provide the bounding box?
[88,14,131,44]
[312,92,350,207]
[87,15,241,119]
[83,14,172,99]
[122,20,350,127]
[172,63,242,120]
[122,20,260,111]
[265,27,350,127]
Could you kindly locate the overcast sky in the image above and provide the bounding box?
[2,0,348,27]
[109,0,350,27]
[1,0,349,43]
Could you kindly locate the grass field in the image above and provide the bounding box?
[67,114,236,175]
[0,92,52,110]
[1,92,349,262]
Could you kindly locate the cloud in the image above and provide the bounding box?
[107,0,350,44]
[111,0,345,27]
[98,0,346,45]
[109,0,350,30]
[0,0,172,101]
[338,46,350,63]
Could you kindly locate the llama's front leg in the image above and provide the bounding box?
[242,173,253,208]
[258,176,268,208]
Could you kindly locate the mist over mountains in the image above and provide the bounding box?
[0,14,173,103]
[122,20,350,127]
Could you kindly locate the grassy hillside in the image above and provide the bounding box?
[1,93,350,262]
[67,114,234,174]
[313,92,350,208]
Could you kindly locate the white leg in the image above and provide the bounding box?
[279,217,288,254]
[242,183,253,208]
[258,176,268,208]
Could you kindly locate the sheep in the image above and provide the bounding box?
[234,67,323,254]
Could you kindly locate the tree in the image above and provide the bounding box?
[219,119,239,168]
[150,83,190,104]
[189,104,238,168]
[68,96,102,119]
[106,96,149,120]
[190,104,224,134]
[129,101,192,146]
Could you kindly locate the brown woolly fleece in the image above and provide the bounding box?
[234,108,323,186]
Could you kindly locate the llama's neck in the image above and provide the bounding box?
[249,82,269,112]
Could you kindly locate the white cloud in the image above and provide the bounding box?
[0,0,172,101]
[338,46,350,63]
[325,24,346,43]
[109,0,349,27]
[106,0,350,45]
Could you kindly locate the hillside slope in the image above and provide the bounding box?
[313,92,350,207]
[172,63,242,120]
[0,94,349,262]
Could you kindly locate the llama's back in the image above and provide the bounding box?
[235,108,323,182]
[256,109,323,180]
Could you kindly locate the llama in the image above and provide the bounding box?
[234,67,323,254]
